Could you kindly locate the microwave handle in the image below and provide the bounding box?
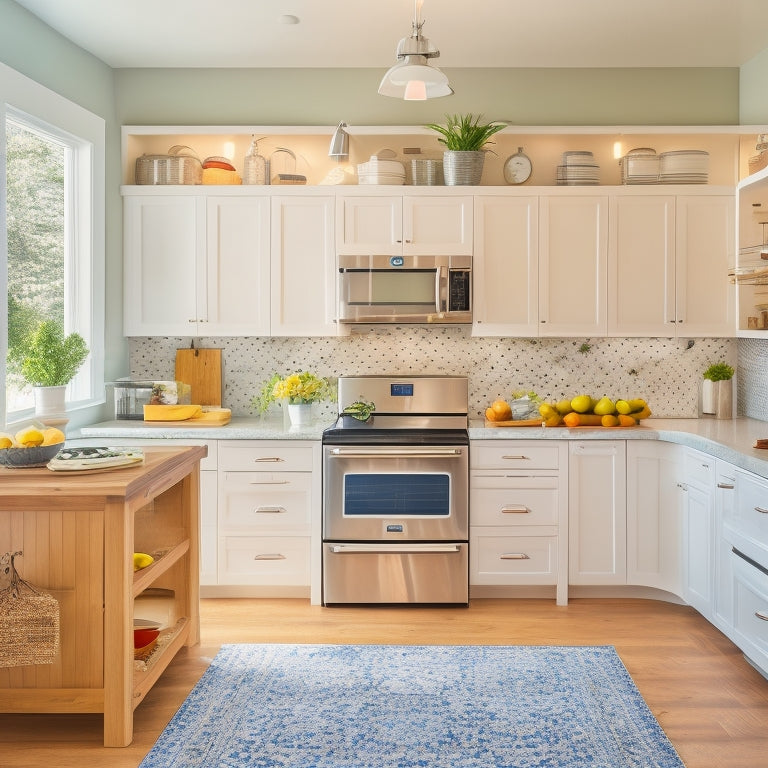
[436,265,448,313]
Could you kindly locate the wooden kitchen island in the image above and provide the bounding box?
[0,445,205,747]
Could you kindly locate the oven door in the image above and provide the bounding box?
[323,542,469,604]
[322,444,469,542]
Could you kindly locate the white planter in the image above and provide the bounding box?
[287,403,313,426]
[33,385,69,427]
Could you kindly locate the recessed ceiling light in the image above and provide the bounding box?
[279,14,300,25]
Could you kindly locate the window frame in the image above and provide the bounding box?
[0,62,105,427]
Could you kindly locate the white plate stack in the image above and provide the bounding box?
[556,150,600,185]
[620,148,660,184]
[357,156,406,185]
[658,150,709,184]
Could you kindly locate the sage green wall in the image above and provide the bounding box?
[1,0,123,427]
[740,48,768,124]
[114,67,740,126]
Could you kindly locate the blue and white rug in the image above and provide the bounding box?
[140,644,685,768]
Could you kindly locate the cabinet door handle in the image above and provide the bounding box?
[500,553,530,560]
[501,455,530,461]
[501,505,530,514]
[717,483,735,489]
[253,506,287,514]
[755,611,768,622]
[249,480,290,485]
[755,506,768,515]
[253,553,286,561]
[254,457,286,462]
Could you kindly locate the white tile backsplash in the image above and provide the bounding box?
[129,331,739,421]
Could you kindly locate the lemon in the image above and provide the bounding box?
[615,400,632,415]
[15,426,44,447]
[0,432,15,449]
[133,552,154,571]
[555,399,573,415]
[41,427,66,446]
[539,403,558,419]
[593,396,616,416]
[570,394,592,413]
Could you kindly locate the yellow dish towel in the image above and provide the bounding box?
[143,404,203,421]
[202,168,242,185]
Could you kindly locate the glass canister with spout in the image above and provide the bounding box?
[243,135,267,185]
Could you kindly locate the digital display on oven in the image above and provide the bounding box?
[390,383,414,397]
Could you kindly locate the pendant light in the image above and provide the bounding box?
[378,0,453,101]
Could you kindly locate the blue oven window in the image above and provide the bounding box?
[343,473,449,517]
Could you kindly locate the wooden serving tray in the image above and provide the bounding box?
[484,418,544,427]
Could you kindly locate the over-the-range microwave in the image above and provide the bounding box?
[337,253,472,324]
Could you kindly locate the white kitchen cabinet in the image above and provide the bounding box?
[568,440,626,585]
[681,448,716,618]
[470,440,568,604]
[123,194,270,336]
[335,192,473,256]
[625,441,682,594]
[472,195,539,336]
[270,195,336,336]
[713,460,736,634]
[217,440,322,603]
[539,195,608,336]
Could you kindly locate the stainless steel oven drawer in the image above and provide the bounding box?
[323,542,468,604]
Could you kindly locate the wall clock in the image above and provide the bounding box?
[503,147,532,184]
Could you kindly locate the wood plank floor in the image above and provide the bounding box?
[1,597,767,767]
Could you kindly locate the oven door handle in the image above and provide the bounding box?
[328,447,464,458]
[328,543,462,554]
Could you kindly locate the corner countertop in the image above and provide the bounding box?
[76,416,768,480]
[470,417,768,479]
[75,417,332,442]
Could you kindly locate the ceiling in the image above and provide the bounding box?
[12,0,768,70]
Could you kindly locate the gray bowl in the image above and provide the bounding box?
[0,443,62,468]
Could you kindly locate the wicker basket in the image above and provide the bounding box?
[0,552,60,667]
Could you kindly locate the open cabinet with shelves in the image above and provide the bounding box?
[0,446,205,747]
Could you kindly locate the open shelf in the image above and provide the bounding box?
[132,539,190,598]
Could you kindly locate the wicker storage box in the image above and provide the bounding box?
[135,145,203,185]
[0,552,59,667]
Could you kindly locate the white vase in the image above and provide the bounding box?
[34,385,69,428]
[287,403,313,426]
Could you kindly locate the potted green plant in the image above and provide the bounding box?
[701,362,734,419]
[20,320,89,425]
[425,114,506,185]
[251,371,335,426]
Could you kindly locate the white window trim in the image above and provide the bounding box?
[0,62,105,425]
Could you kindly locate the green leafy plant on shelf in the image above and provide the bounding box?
[424,114,506,152]
[702,362,734,381]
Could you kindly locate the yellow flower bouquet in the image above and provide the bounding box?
[252,371,335,414]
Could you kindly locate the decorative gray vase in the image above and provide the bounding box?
[443,150,485,185]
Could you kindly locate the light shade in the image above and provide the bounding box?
[328,121,349,158]
[378,1,453,100]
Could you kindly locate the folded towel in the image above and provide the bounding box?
[202,168,242,185]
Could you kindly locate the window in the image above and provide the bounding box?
[1,64,105,426]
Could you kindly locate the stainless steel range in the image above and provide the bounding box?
[322,375,469,605]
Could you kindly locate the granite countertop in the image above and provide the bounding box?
[76,416,768,480]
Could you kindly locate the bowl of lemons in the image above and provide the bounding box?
[0,425,66,468]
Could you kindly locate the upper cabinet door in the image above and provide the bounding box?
[123,195,204,336]
[205,196,270,336]
[335,195,403,254]
[538,195,608,337]
[472,195,538,336]
[675,195,735,337]
[271,195,337,336]
[402,196,473,255]
[608,195,676,337]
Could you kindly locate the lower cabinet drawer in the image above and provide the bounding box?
[732,550,768,674]
[470,481,559,526]
[470,529,558,585]
[219,472,311,530]
[218,535,311,586]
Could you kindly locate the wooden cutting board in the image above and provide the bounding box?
[484,418,544,427]
[174,348,222,406]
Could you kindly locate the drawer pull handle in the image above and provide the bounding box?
[501,506,530,514]
[755,611,768,622]
[717,483,735,489]
[501,455,530,461]
[249,480,290,486]
[500,553,530,560]
[755,506,768,515]
[254,457,286,462]
[253,553,286,561]
[254,506,287,514]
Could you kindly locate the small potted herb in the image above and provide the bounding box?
[425,114,506,185]
[701,362,734,418]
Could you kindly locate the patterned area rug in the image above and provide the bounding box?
[140,644,685,768]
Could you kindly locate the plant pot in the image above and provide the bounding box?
[442,150,485,185]
[287,403,313,426]
[714,379,733,419]
[33,385,69,427]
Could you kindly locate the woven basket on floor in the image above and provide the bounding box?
[0,552,60,667]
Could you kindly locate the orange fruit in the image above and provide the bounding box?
[491,400,512,420]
